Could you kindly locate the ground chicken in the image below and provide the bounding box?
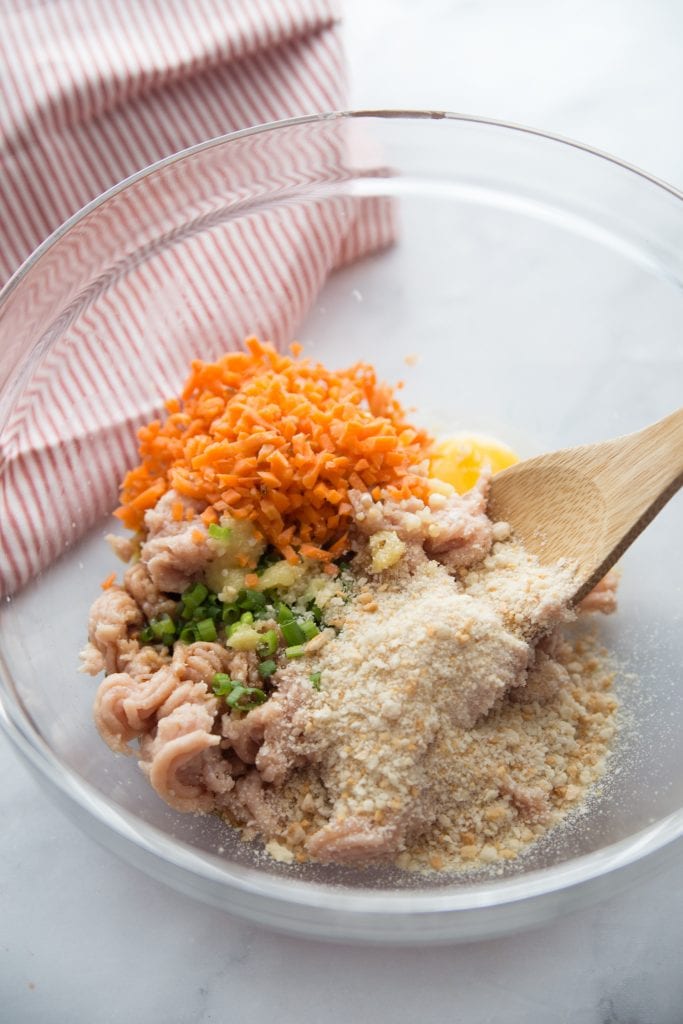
[349,476,493,571]
[84,586,143,674]
[140,491,222,593]
[83,469,618,873]
[124,561,177,620]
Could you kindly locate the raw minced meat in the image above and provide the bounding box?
[81,342,620,873]
[82,476,619,872]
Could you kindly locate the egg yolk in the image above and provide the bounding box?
[429,433,519,494]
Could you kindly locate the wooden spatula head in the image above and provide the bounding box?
[487,408,683,604]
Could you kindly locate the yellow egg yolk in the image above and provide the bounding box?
[429,433,519,494]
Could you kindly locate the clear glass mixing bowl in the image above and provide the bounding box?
[0,111,681,945]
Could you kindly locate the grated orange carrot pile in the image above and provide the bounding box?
[115,338,432,561]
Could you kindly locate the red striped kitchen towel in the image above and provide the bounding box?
[0,1,395,595]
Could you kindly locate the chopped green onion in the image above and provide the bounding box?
[238,588,267,612]
[277,602,294,624]
[226,685,268,710]
[310,603,323,625]
[285,644,306,659]
[153,615,175,633]
[257,629,278,657]
[310,671,322,690]
[179,625,197,643]
[212,673,234,696]
[301,620,319,641]
[182,582,208,608]
[281,620,305,645]
[139,626,153,644]
[222,604,240,624]
[208,523,232,542]
[240,611,254,624]
[258,659,277,679]
[150,615,176,640]
[226,685,246,706]
[195,618,217,642]
[243,687,268,708]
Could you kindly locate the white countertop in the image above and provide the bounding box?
[2,2,682,1020]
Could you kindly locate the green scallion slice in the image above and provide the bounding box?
[239,611,254,624]
[310,603,323,625]
[227,685,267,711]
[301,620,319,641]
[281,620,305,646]
[150,615,176,640]
[277,602,294,624]
[139,626,153,644]
[212,673,234,696]
[221,604,240,624]
[238,588,267,611]
[208,523,232,542]
[244,687,268,706]
[195,618,217,642]
[285,644,306,659]
[179,625,197,643]
[257,629,278,657]
[258,659,277,679]
[225,685,247,707]
[310,671,322,690]
[182,582,208,608]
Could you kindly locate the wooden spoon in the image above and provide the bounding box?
[487,407,683,604]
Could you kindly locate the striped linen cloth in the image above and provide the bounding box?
[0,1,394,594]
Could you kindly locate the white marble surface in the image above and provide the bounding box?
[2,1,683,1020]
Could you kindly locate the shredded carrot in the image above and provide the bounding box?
[171,501,183,522]
[300,543,333,562]
[100,572,116,590]
[116,338,432,559]
[244,573,259,588]
[191,529,205,544]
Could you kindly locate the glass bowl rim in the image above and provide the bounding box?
[1,108,682,924]
[2,107,682,308]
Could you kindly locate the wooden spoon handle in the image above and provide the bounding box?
[585,406,683,598]
[616,406,683,492]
